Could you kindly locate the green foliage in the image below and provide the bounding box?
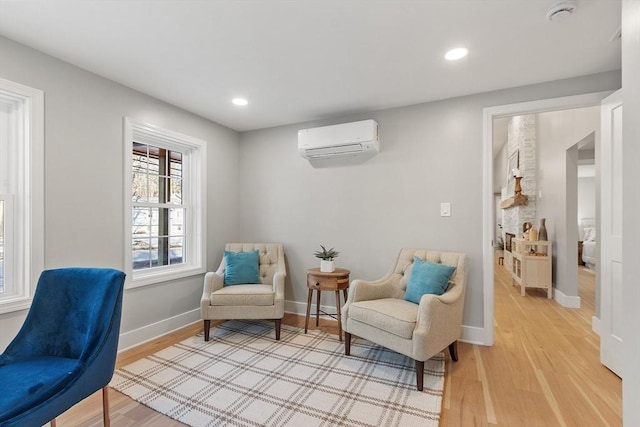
[314,245,339,260]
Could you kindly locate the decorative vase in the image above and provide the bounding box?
[514,176,523,195]
[320,260,335,272]
[539,218,548,241]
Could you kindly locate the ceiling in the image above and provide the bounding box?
[0,1,621,132]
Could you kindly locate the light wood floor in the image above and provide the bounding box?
[56,261,620,426]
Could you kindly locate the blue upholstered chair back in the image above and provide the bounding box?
[0,267,125,426]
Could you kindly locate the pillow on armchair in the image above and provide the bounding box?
[223,250,260,285]
[404,257,456,304]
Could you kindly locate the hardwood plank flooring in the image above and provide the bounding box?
[54,261,620,426]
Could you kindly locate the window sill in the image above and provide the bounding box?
[127,265,206,289]
[0,296,32,314]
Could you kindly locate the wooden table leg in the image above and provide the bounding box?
[335,290,343,341]
[342,288,348,301]
[316,289,321,326]
[304,288,313,333]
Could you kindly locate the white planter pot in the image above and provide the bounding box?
[320,260,335,272]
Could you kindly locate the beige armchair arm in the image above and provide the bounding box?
[346,278,396,304]
[412,282,465,360]
[201,271,224,311]
[272,271,286,301]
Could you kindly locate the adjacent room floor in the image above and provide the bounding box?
[56,260,620,426]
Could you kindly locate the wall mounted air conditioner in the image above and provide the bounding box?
[298,119,380,163]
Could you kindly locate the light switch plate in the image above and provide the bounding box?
[440,202,451,217]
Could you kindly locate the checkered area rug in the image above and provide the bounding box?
[110,320,445,427]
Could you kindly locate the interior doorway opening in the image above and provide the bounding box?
[482,91,612,346]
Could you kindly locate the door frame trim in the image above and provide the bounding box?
[482,90,614,346]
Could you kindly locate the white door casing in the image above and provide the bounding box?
[600,90,623,377]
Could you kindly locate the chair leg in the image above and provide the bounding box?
[344,332,351,355]
[449,341,459,362]
[275,319,281,340]
[102,386,110,427]
[416,360,424,391]
[204,320,211,341]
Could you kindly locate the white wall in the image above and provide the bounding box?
[238,72,620,333]
[577,176,596,221]
[0,37,241,351]
[536,106,600,298]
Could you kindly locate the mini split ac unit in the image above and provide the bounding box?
[298,119,380,164]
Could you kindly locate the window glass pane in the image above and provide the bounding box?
[131,172,148,202]
[132,238,151,270]
[169,208,184,236]
[169,237,183,265]
[131,140,187,272]
[150,237,160,267]
[170,152,182,178]
[148,175,160,203]
[132,208,150,227]
[169,177,182,204]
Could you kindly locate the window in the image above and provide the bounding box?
[0,78,44,313]
[124,119,206,288]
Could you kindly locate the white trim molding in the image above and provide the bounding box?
[123,118,207,289]
[0,78,44,314]
[553,288,581,308]
[592,315,601,336]
[482,91,614,346]
[117,308,201,352]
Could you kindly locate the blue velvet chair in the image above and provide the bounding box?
[0,267,125,427]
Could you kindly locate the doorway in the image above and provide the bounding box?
[482,91,613,345]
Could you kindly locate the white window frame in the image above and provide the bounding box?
[0,78,44,314]
[123,118,206,289]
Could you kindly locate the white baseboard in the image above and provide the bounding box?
[553,289,581,308]
[118,308,201,352]
[460,325,487,345]
[592,315,601,336]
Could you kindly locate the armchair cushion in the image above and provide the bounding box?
[349,298,418,339]
[0,357,79,420]
[211,284,275,306]
[223,250,260,285]
[404,257,456,304]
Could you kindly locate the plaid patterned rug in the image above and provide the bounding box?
[111,320,445,427]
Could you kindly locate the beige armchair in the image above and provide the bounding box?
[342,249,466,391]
[201,243,286,341]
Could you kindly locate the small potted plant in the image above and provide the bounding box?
[314,245,339,272]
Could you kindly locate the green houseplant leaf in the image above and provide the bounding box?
[313,245,339,261]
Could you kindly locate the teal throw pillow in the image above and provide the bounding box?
[404,257,456,304]
[223,250,260,285]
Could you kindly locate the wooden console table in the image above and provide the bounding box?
[305,268,350,341]
[512,238,552,298]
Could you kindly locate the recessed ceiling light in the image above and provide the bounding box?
[232,98,248,106]
[445,48,468,61]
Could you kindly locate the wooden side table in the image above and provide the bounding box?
[305,268,350,341]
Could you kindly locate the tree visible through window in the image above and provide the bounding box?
[131,143,186,270]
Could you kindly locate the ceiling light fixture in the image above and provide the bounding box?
[232,98,248,106]
[545,0,577,21]
[445,48,468,61]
